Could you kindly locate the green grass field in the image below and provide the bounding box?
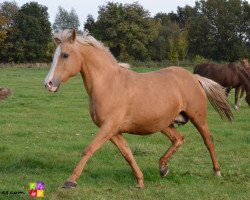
[0,66,249,200]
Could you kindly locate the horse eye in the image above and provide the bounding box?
[63,53,69,58]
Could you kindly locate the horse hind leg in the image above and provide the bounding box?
[190,116,221,176]
[239,87,245,106]
[159,126,184,177]
[234,87,240,110]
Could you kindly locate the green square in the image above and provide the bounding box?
[29,182,37,190]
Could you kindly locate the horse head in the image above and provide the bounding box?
[241,58,249,68]
[44,29,82,92]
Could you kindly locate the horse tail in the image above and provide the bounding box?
[193,65,199,74]
[194,74,234,121]
[118,62,131,69]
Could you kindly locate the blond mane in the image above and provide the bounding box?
[54,30,108,51]
[53,29,117,64]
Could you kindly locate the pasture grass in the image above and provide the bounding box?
[0,66,249,200]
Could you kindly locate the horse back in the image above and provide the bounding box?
[194,63,240,87]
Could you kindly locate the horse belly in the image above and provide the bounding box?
[121,97,182,135]
[123,119,171,135]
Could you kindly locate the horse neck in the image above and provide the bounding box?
[79,45,120,97]
[241,60,249,68]
[239,69,250,93]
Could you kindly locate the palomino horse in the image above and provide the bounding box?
[44,30,233,188]
[194,60,250,110]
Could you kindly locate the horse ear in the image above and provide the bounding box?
[53,34,61,45]
[70,29,76,43]
[54,38,61,45]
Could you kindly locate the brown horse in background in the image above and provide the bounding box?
[194,60,250,110]
[44,30,233,188]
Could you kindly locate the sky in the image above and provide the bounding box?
[9,0,198,27]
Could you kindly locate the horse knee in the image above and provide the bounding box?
[82,147,93,157]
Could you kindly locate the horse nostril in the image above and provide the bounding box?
[48,81,53,87]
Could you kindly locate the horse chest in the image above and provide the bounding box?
[89,99,109,127]
[89,100,101,126]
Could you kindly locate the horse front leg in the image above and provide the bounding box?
[226,87,231,97]
[63,123,118,188]
[110,134,144,188]
[234,87,240,110]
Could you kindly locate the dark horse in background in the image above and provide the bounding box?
[194,60,250,110]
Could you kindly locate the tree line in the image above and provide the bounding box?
[0,0,249,64]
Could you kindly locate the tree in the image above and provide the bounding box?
[0,1,18,41]
[15,2,51,62]
[53,6,80,32]
[188,0,249,61]
[176,5,196,29]
[150,13,188,62]
[148,13,170,61]
[0,1,19,62]
[178,27,188,61]
[166,22,181,64]
[84,14,96,32]
[91,2,159,61]
[242,1,250,57]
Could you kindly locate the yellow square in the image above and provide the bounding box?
[37,190,44,198]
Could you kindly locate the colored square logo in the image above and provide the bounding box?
[36,182,44,190]
[29,182,37,190]
[37,190,44,198]
[29,189,37,198]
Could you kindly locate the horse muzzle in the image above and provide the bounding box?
[44,79,60,92]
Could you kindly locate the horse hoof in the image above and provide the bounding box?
[62,181,77,188]
[136,179,144,189]
[160,166,169,177]
[214,171,222,177]
[234,105,239,110]
[136,183,144,189]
